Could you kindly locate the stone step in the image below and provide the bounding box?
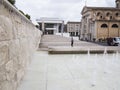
[41,35,79,42]
[48,46,120,54]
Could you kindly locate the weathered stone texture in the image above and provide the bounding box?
[0,0,41,90]
[0,15,13,41]
[0,65,6,82]
[0,42,9,66]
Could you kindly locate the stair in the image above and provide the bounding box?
[39,35,98,49]
[39,35,72,48]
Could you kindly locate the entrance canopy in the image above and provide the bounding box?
[36,17,64,35]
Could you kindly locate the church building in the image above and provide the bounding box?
[80,0,120,41]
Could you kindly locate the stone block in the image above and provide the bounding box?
[10,17,20,39]
[16,69,25,84]
[19,38,30,68]
[0,81,14,90]
[9,39,21,72]
[0,42,9,66]
[0,15,13,41]
[0,4,4,15]
[9,39,20,60]
[0,65,6,82]
[0,1,41,90]
[5,60,15,81]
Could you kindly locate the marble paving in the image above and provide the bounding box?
[17,51,120,90]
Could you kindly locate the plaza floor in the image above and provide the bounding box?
[17,51,120,90]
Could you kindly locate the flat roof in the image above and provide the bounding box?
[67,21,81,24]
[86,6,120,10]
[36,17,64,24]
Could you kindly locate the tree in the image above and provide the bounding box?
[8,0,15,5]
[25,14,31,20]
[8,0,31,20]
[19,10,25,15]
[19,10,31,20]
[35,25,39,28]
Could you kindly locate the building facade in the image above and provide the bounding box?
[67,21,81,37]
[116,0,120,8]
[80,0,120,41]
[36,18,64,35]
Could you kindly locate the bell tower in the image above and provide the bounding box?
[116,0,120,8]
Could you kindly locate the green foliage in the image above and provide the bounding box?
[8,0,31,20]
[19,10,25,15]
[35,25,39,28]
[19,10,31,20]
[25,14,31,20]
[8,0,15,5]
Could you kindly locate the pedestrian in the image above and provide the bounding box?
[71,37,74,47]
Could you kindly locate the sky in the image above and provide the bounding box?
[15,0,115,24]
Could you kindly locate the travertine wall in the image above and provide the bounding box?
[0,0,41,90]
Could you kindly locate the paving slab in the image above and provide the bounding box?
[17,51,120,90]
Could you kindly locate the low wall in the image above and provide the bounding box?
[0,0,42,90]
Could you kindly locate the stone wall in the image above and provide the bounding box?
[0,0,42,90]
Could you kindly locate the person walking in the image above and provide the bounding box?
[71,37,74,47]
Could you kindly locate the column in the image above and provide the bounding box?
[61,21,64,36]
[42,21,45,34]
[56,24,59,33]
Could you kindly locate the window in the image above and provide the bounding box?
[110,16,112,19]
[73,32,75,36]
[71,27,73,30]
[97,12,101,16]
[84,30,86,33]
[117,4,119,8]
[106,12,110,16]
[101,24,108,28]
[100,16,103,19]
[116,13,119,17]
[70,32,75,36]
[70,32,72,36]
[112,24,118,28]
[76,32,79,36]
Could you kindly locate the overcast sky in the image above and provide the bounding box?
[16,0,115,23]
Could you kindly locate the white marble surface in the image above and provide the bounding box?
[17,51,120,90]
